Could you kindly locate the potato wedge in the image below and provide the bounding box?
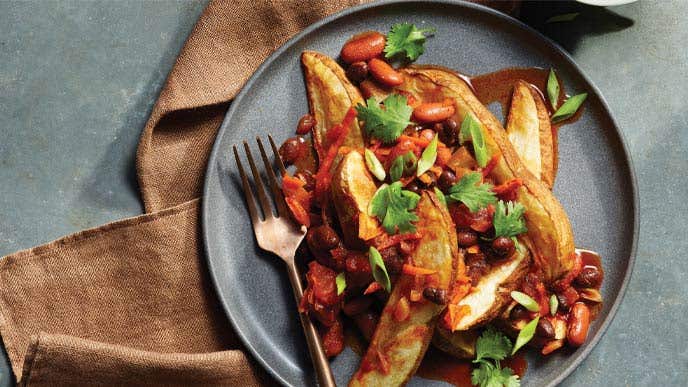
[506,80,556,188]
[330,151,381,247]
[349,192,460,387]
[396,65,575,283]
[450,248,530,331]
[431,328,478,359]
[301,51,365,155]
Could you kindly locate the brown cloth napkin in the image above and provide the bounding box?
[0,0,518,385]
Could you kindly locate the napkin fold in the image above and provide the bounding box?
[0,0,517,385]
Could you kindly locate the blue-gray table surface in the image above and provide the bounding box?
[0,1,685,385]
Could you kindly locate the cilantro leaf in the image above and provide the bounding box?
[384,23,436,61]
[474,327,513,364]
[447,172,497,212]
[472,328,521,387]
[369,182,420,234]
[471,362,520,387]
[356,94,413,144]
[493,200,527,238]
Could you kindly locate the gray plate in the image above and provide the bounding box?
[202,1,638,386]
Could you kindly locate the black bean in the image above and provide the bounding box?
[457,230,478,247]
[491,236,515,258]
[346,61,369,83]
[575,266,603,288]
[536,318,556,339]
[438,169,458,192]
[423,287,448,305]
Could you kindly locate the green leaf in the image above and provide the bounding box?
[549,294,559,316]
[369,182,420,234]
[493,201,527,238]
[551,93,587,123]
[434,187,447,207]
[356,94,414,143]
[547,69,560,110]
[546,12,580,23]
[390,155,404,182]
[447,172,497,212]
[416,134,438,176]
[459,114,490,167]
[474,327,513,364]
[336,272,346,295]
[510,291,540,312]
[368,247,391,292]
[384,22,436,61]
[364,149,386,181]
[512,317,539,355]
[471,362,521,387]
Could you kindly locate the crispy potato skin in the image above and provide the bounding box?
[432,328,479,359]
[349,192,459,387]
[301,51,364,155]
[397,66,575,283]
[330,151,381,247]
[506,80,556,188]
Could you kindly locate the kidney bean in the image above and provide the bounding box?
[537,318,556,339]
[556,287,580,312]
[438,169,458,192]
[340,31,386,63]
[510,304,530,321]
[419,128,436,142]
[279,136,306,165]
[412,102,456,123]
[491,236,515,258]
[567,302,591,347]
[346,61,369,83]
[456,230,478,247]
[423,287,448,305]
[575,266,603,288]
[368,58,404,87]
[296,114,316,134]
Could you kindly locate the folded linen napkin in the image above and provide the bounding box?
[0,0,516,385]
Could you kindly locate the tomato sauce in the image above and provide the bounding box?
[417,348,527,386]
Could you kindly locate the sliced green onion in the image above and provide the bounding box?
[390,155,404,182]
[368,246,391,292]
[547,69,560,109]
[459,114,489,167]
[511,290,540,312]
[336,272,347,295]
[434,187,447,207]
[551,93,588,123]
[416,134,438,176]
[512,316,539,355]
[549,294,559,316]
[364,149,386,181]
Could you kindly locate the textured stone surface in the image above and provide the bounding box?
[0,0,685,386]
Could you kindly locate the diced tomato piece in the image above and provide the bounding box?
[321,319,344,357]
[363,281,383,295]
[493,178,522,202]
[436,145,452,167]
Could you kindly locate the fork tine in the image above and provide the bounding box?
[233,145,260,224]
[256,137,290,217]
[243,141,274,219]
[268,135,287,175]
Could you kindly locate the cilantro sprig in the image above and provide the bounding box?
[446,172,497,212]
[369,182,420,234]
[472,328,521,387]
[356,94,413,144]
[384,23,436,61]
[493,200,527,238]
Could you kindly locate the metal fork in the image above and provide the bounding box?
[233,136,336,387]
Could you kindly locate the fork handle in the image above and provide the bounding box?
[286,262,337,387]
